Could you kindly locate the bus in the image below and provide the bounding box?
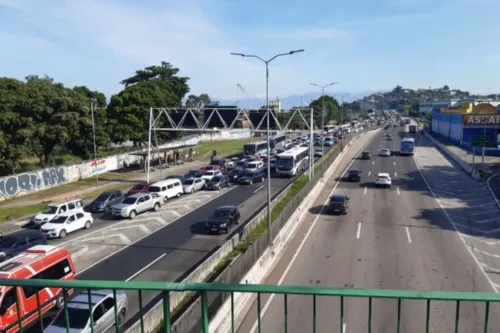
[268,133,287,150]
[276,146,310,177]
[323,125,336,133]
[243,141,268,158]
[400,137,415,155]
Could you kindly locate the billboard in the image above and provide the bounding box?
[463,115,500,126]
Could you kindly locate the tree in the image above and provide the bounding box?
[185,93,218,107]
[308,95,340,126]
[443,85,450,90]
[107,62,190,145]
[401,104,412,116]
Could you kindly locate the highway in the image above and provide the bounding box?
[236,121,500,333]
[36,135,354,330]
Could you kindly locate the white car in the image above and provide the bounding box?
[183,177,206,193]
[40,211,93,238]
[375,173,392,188]
[314,149,324,157]
[226,157,239,169]
[380,149,391,156]
[33,199,84,226]
[201,170,222,182]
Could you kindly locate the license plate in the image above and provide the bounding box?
[211,228,218,231]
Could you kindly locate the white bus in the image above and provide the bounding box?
[269,134,287,150]
[243,141,268,158]
[400,137,415,155]
[276,146,310,177]
[323,125,336,133]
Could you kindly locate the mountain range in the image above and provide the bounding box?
[217,90,388,109]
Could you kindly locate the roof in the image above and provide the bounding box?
[0,245,60,277]
[377,173,390,177]
[349,169,361,173]
[69,290,117,307]
[127,193,149,198]
[215,205,237,211]
[129,144,199,157]
[330,194,347,199]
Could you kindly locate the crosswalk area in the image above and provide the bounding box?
[58,189,230,272]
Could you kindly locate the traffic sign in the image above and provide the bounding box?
[471,136,489,147]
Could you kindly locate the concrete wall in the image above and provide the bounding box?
[0,130,251,201]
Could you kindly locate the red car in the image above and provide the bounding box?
[201,165,221,174]
[127,182,150,195]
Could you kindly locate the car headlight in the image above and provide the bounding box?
[43,217,49,221]
[220,224,227,227]
[0,252,6,257]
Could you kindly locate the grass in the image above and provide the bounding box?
[194,138,256,158]
[0,203,48,222]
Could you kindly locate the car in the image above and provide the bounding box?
[324,140,334,146]
[88,191,125,212]
[386,135,393,140]
[347,169,362,182]
[201,165,221,174]
[228,169,242,183]
[314,149,324,157]
[45,289,128,333]
[375,173,392,188]
[238,171,264,185]
[361,151,371,160]
[380,149,391,156]
[40,211,93,238]
[127,182,150,196]
[165,175,186,183]
[246,161,265,173]
[33,199,85,226]
[205,206,241,234]
[184,170,203,178]
[0,230,46,261]
[226,157,240,169]
[201,170,222,182]
[112,193,162,219]
[148,179,183,202]
[210,157,227,170]
[328,195,350,214]
[205,175,230,190]
[183,177,206,193]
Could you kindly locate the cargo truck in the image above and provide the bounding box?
[409,125,417,133]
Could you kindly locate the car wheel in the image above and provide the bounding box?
[84,221,91,229]
[59,229,67,238]
[118,309,127,324]
[105,205,111,212]
[164,197,168,203]
[153,203,160,211]
[261,177,264,182]
[224,228,229,234]
[249,180,253,185]
[129,210,137,219]
[177,192,181,198]
[55,294,65,310]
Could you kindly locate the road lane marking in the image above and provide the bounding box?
[253,185,264,194]
[247,131,379,333]
[405,227,412,243]
[394,172,397,178]
[394,161,396,166]
[372,161,375,165]
[364,187,367,194]
[126,253,166,281]
[356,222,362,239]
[397,187,400,195]
[413,155,499,293]
[368,171,371,176]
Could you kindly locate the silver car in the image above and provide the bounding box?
[182,177,206,193]
[45,290,128,333]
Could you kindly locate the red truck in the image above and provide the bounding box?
[409,125,417,133]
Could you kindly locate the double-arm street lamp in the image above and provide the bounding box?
[230,49,304,245]
[338,93,351,151]
[309,82,338,175]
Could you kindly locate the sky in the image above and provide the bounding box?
[1,0,499,102]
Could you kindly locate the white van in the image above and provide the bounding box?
[33,199,84,226]
[148,179,183,203]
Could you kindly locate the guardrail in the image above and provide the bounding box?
[2,278,498,333]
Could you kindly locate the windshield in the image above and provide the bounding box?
[236,162,246,168]
[330,197,345,203]
[211,176,222,182]
[0,238,17,250]
[148,186,161,192]
[204,166,214,170]
[243,144,256,156]
[132,184,146,190]
[50,216,68,224]
[184,179,194,185]
[96,193,110,201]
[206,171,215,176]
[42,206,58,214]
[52,307,89,329]
[377,175,389,179]
[213,209,231,218]
[247,164,257,169]
[277,157,293,167]
[122,197,137,205]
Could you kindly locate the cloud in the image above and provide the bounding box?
[264,27,349,41]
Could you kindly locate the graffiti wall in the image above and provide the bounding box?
[0,167,68,199]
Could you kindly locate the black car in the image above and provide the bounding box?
[361,151,371,160]
[206,206,241,234]
[210,157,227,170]
[328,194,350,214]
[239,171,264,185]
[228,169,243,183]
[347,169,362,182]
[184,170,203,178]
[0,230,46,261]
[166,175,186,183]
[206,175,230,190]
[88,191,125,212]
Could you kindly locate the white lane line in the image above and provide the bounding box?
[413,155,498,293]
[126,253,166,281]
[247,131,379,333]
[343,322,346,333]
[394,161,396,166]
[364,187,367,194]
[394,172,397,178]
[372,161,375,165]
[356,222,362,239]
[368,171,371,176]
[397,187,400,195]
[253,185,264,194]
[405,226,412,243]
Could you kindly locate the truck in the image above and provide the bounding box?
[112,193,163,219]
[409,125,417,133]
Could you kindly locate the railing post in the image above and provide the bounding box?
[201,291,210,333]
[163,291,171,333]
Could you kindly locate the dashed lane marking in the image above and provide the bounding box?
[356,222,362,239]
[397,187,400,195]
[405,226,412,243]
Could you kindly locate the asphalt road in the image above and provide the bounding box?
[236,122,500,333]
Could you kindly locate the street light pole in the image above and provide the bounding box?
[231,49,304,246]
[338,93,350,152]
[310,82,338,176]
[90,98,99,184]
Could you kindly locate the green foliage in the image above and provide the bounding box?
[107,61,190,145]
[309,95,340,126]
[185,93,218,107]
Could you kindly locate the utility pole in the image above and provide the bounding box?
[310,82,338,175]
[90,98,99,184]
[338,94,350,152]
[231,49,304,246]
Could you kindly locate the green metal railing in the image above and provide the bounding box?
[2,278,500,333]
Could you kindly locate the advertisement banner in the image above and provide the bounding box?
[463,115,500,126]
